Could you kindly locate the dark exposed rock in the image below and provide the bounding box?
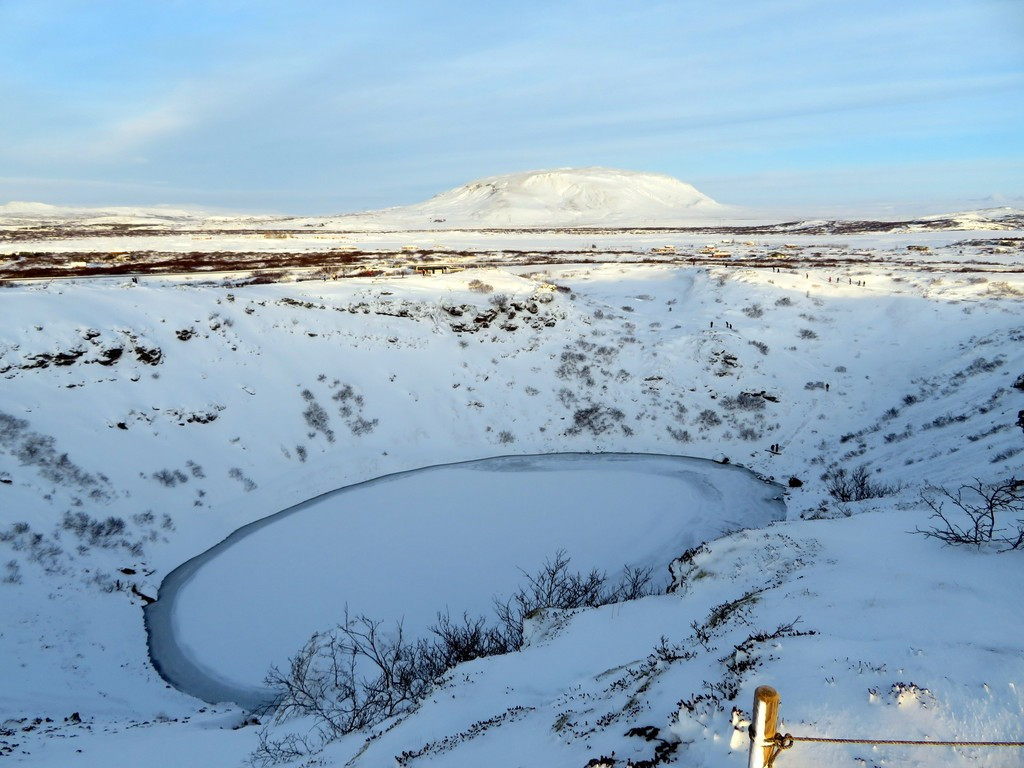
[97,347,123,366]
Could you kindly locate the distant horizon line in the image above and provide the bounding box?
[1,163,1022,222]
[2,197,1021,223]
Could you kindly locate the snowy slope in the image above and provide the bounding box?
[911,206,1024,231]
[1,237,1023,766]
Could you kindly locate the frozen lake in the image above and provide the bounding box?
[146,453,786,708]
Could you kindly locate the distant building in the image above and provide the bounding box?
[417,264,461,275]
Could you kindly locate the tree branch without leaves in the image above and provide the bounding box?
[917,477,1024,550]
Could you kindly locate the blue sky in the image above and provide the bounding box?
[1,0,1022,213]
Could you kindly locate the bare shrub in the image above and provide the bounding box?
[348,416,378,436]
[228,467,257,491]
[301,390,334,443]
[259,551,657,762]
[332,383,363,410]
[748,340,769,355]
[798,328,818,340]
[720,393,765,411]
[823,465,901,502]
[923,412,968,430]
[251,731,319,767]
[992,446,1023,463]
[0,411,106,497]
[958,357,1003,378]
[555,348,595,386]
[883,426,913,443]
[493,551,655,651]
[152,468,189,487]
[61,512,127,547]
[984,281,1024,298]
[742,304,764,318]
[4,559,22,584]
[328,383,376,434]
[667,426,691,442]
[426,612,510,669]
[263,611,430,746]
[696,409,722,428]
[564,404,626,436]
[468,279,493,293]
[917,478,1024,549]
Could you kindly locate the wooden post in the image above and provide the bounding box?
[748,685,780,768]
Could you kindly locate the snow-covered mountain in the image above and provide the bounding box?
[395,167,725,227]
[307,167,729,230]
[0,201,213,228]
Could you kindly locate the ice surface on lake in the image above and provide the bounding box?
[152,453,783,703]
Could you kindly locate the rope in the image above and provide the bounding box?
[770,732,1024,754]
[777,733,1024,747]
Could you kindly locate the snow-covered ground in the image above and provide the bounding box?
[1,174,1023,766]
